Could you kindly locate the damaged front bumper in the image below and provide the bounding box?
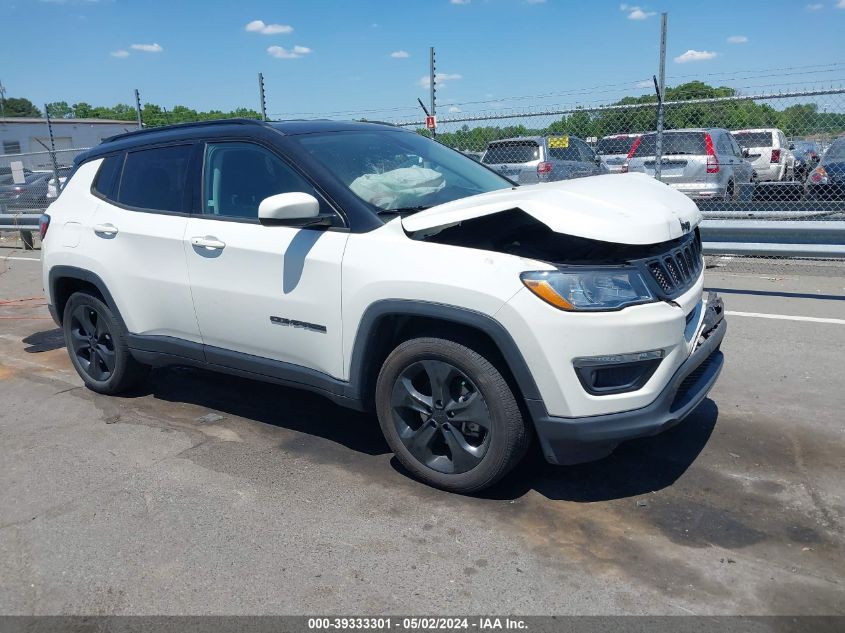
[529,292,726,465]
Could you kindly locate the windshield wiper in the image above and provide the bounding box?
[377,205,430,215]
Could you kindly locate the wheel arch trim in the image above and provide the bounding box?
[347,299,543,404]
[48,266,127,330]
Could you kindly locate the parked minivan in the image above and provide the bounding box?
[730,128,795,182]
[625,128,755,200]
[482,135,607,184]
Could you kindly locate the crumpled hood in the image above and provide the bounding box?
[402,172,702,245]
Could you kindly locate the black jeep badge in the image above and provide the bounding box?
[680,220,691,232]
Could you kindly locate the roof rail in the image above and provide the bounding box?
[101,118,268,143]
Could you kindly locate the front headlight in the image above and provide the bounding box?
[521,268,655,312]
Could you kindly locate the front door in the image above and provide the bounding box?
[184,141,348,379]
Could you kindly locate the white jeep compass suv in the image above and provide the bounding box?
[40,119,726,493]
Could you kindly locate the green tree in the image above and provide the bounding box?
[3,97,41,117]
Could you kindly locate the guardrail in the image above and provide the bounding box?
[700,220,845,259]
[4,214,844,260]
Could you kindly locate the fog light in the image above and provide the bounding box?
[573,350,664,395]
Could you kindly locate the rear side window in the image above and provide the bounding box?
[483,142,540,164]
[548,144,582,161]
[117,145,193,213]
[732,131,773,148]
[631,132,706,157]
[597,136,636,155]
[92,154,123,199]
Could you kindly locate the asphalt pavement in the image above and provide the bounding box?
[1,243,843,616]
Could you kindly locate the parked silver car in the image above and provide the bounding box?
[731,128,795,182]
[625,128,755,200]
[596,133,641,174]
[481,135,607,184]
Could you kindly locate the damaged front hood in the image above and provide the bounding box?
[402,172,702,245]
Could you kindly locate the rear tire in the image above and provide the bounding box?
[63,292,148,395]
[375,337,530,493]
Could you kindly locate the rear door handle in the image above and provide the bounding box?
[93,223,118,236]
[190,236,226,250]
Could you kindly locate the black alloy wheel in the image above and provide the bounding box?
[390,359,492,474]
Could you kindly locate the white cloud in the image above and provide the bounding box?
[245,20,293,35]
[635,80,653,88]
[267,45,312,59]
[130,43,162,53]
[448,106,462,113]
[628,7,655,19]
[837,0,845,8]
[390,50,410,58]
[110,49,129,58]
[727,35,748,44]
[806,3,823,9]
[674,49,717,64]
[418,73,462,89]
[621,4,654,19]
[450,0,470,4]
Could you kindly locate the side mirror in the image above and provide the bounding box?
[788,143,795,150]
[741,147,751,158]
[594,155,602,165]
[258,192,328,227]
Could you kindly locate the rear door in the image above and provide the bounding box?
[546,136,587,180]
[183,140,348,378]
[88,145,201,343]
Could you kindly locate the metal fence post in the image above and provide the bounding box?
[43,105,62,193]
[429,46,436,139]
[134,89,142,129]
[258,73,267,121]
[654,12,668,182]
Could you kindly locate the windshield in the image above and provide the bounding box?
[632,132,707,157]
[822,140,845,163]
[597,136,637,156]
[296,130,512,212]
[482,141,540,165]
[732,131,773,148]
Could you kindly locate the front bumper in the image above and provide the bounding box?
[530,293,726,465]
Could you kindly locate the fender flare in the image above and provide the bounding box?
[48,265,127,330]
[346,299,542,404]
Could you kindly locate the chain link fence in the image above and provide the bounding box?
[388,88,845,260]
[1,147,88,248]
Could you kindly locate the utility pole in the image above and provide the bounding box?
[429,46,437,139]
[653,12,668,182]
[134,89,143,129]
[258,72,267,121]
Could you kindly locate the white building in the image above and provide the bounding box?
[0,118,137,169]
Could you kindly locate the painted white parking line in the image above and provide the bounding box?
[726,311,845,325]
[1,256,41,262]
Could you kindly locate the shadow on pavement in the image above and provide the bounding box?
[144,366,391,457]
[22,328,65,353]
[480,400,719,502]
[24,330,717,502]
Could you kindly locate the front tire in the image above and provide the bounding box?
[375,337,529,493]
[63,292,148,395]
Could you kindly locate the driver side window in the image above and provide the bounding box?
[202,141,323,221]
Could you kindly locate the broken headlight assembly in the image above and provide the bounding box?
[520,268,655,312]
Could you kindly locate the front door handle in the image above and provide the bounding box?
[93,223,118,236]
[190,236,226,250]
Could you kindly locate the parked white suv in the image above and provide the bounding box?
[731,128,795,182]
[41,119,725,493]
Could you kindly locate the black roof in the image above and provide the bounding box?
[76,118,403,165]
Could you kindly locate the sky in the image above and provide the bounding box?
[2,0,844,121]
